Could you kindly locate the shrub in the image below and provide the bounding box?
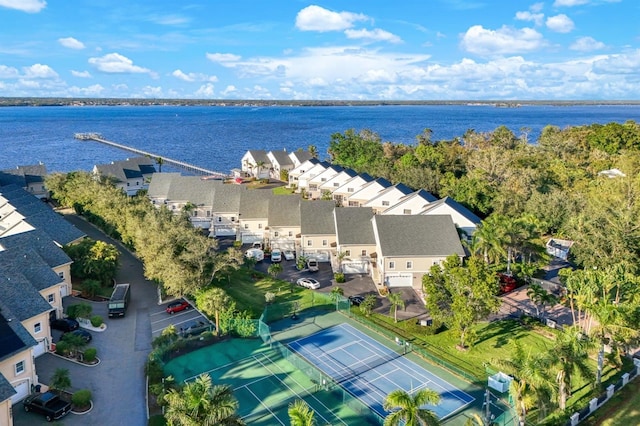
[83,347,97,362]
[90,315,103,327]
[334,273,346,283]
[55,341,70,356]
[379,286,389,296]
[72,389,92,408]
[66,303,92,320]
[233,240,242,248]
[145,359,164,384]
[148,414,168,426]
[265,292,276,304]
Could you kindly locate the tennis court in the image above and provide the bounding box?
[168,338,371,425]
[288,323,475,420]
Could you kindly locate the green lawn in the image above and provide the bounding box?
[584,378,640,426]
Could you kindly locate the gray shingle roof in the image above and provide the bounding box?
[0,229,71,268]
[94,157,156,182]
[124,157,156,175]
[300,200,336,235]
[94,163,128,182]
[0,164,46,187]
[0,372,16,403]
[166,176,219,206]
[212,184,245,212]
[373,214,465,257]
[0,310,37,364]
[0,171,25,187]
[269,150,293,168]
[420,196,481,225]
[0,269,53,322]
[239,189,273,219]
[334,207,376,245]
[290,151,313,164]
[0,247,62,291]
[248,150,270,164]
[0,186,85,245]
[147,173,181,198]
[268,195,300,226]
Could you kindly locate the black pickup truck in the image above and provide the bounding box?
[23,391,72,422]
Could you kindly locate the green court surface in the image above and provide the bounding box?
[164,337,367,425]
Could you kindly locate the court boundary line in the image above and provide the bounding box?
[242,384,287,426]
[254,352,349,426]
[183,353,262,383]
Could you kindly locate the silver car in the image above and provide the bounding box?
[296,277,320,289]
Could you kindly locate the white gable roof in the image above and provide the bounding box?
[347,177,392,203]
[363,183,414,211]
[382,189,438,215]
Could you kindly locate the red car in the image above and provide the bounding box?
[498,273,517,294]
[166,299,190,314]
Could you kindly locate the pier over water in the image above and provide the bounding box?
[75,133,227,178]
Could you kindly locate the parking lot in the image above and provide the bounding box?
[150,298,212,339]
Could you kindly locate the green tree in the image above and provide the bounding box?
[210,248,244,284]
[526,283,558,320]
[330,286,344,303]
[551,326,595,410]
[268,263,283,280]
[164,374,244,426]
[50,368,71,394]
[383,388,441,426]
[288,399,316,426]
[328,129,386,173]
[360,294,377,316]
[387,292,405,323]
[423,256,500,349]
[80,279,102,299]
[197,288,231,336]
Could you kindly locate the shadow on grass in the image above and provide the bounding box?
[474,319,526,347]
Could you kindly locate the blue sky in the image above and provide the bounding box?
[0,0,638,100]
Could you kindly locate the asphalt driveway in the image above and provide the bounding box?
[14,213,158,426]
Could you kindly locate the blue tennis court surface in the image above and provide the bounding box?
[288,323,474,420]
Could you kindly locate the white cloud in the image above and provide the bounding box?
[68,84,104,96]
[570,36,606,51]
[58,37,85,50]
[220,85,237,97]
[344,28,402,44]
[530,2,544,12]
[171,69,218,82]
[546,14,575,33]
[195,83,215,97]
[295,5,368,32]
[592,49,640,74]
[0,0,46,13]
[147,14,189,26]
[71,70,92,78]
[88,53,151,74]
[23,64,58,78]
[553,0,589,6]
[460,25,545,56]
[141,86,163,97]
[206,53,242,63]
[515,11,544,26]
[0,65,20,78]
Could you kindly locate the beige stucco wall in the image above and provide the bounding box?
[337,244,376,259]
[21,311,53,352]
[40,282,65,318]
[0,349,37,402]
[301,234,336,251]
[0,398,12,426]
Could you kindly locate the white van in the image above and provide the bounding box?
[245,248,264,261]
[307,258,319,272]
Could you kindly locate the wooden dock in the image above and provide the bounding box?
[75,133,227,178]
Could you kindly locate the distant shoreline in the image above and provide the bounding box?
[1,98,640,108]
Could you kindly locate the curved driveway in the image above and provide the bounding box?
[15,213,158,426]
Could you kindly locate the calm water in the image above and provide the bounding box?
[1,104,640,173]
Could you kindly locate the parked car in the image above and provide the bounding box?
[23,391,72,422]
[271,249,282,262]
[166,299,190,314]
[348,295,365,306]
[283,250,295,261]
[62,329,92,343]
[50,318,79,332]
[245,248,264,261]
[307,258,319,272]
[180,320,211,337]
[252,241,263,250]
[498,273,517,294]
[296,277,320,289]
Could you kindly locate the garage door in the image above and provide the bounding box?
[33,339,47,358]
[271,239,295,251]
[241,232,263,244]
[342,261,369,274]
[11,381,29,405]
[214,226,236,236]
[385,274,413,287]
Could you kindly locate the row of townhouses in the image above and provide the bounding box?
[92,156,157,196]
[0,168,86,425]
[240,149,313,180]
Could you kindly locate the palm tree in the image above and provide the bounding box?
[551,326,595,410]
[330,286,344,304]
[164,374,244,426]
[254,160,266,179]
[268,263,283,280]
[50,368,71,395]
[388,292,405,323]
[469,218,505,265]
[526,283,558,320]
[198,288,231,336]
[288,399,316,426]
[493,343,556,425]
[383,388,441,426]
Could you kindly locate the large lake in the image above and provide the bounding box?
[1,104,639,173]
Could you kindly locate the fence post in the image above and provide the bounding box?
[634,357,640,375]
[570,412,580,426]
[622,372,630,386]
[606,384,615,400]
[589,397,598,413]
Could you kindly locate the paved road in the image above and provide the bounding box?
[15,213,159,426]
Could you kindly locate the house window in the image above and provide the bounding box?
[274,231,279,237]
[345,250,351,257]
[244,224,249,229]
[348,201,359,207]
[258,224,262,229]
[15,361,24,375]
[347,188,354,193]
[406,261,413,269]
[322,240,328,246]
[216,217,222,222]
[288,231,293,237]
[136,181,139,186]
[207,211,211,217]
[307,240,312,246]
[34,323,41,333]
[231,217,235,222]
[48,294,55,303]
[389,261,395,269]
[193,211,198,217]
[321,178,326,182]
[333,182,339,187]
[361,249,367,256]
[58,271,64,280]
[403,209,411,215]
[127,182,130,186]
[382,201,390,206]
